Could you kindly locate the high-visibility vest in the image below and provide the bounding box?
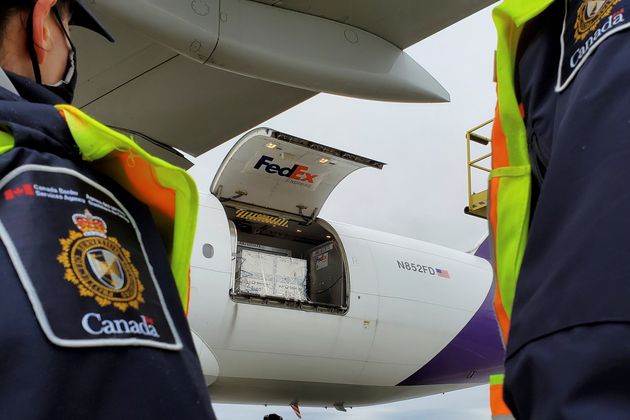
[491,0,555,345]
[488,1,555,417]
[0,105,198,313]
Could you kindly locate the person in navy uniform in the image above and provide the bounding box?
[0,1,216,419]
[493,0,630,418]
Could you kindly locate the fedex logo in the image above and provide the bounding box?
[254,155,319,184]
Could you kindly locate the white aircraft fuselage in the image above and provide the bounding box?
[187,129,503,409]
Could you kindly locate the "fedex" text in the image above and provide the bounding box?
[254,155,318,184]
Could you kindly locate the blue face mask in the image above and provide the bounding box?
[28,5,78,104]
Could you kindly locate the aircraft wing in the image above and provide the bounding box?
[254,0,493,50]
[74,0,495,164]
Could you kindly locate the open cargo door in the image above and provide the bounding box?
[211,128,384,313]
[211,128,384,221]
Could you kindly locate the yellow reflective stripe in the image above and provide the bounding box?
[490,374,505,386]
[0,130,14,154]
[494,0,554,27]
[55,105,146,161]
[55,105,198,311]
[493,9,527,167]
[490,0,553,330]
[153,164,198,311]
[490,165,530,178]
[493,0,553,167]
[494,172,530,319]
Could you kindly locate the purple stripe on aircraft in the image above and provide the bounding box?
[475,237,491,262]
[397,238,505,386]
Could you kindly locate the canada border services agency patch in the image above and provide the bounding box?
[0,165,182,351]
[557,0,630,91]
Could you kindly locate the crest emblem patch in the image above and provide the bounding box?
[0,165,182,350]
[557,0,630,91]
[574,0,621,41]
[57,210,145,311]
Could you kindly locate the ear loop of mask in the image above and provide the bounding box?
[51,6,76,86]
[26,5,76,85]
[27,9,42,84]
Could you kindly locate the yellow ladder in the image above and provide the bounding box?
[465,119,493,219]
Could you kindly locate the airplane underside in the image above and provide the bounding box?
[210,377,477,408]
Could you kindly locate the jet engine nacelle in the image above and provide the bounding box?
[88,0,449,102]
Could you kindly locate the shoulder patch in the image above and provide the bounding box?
[0,165,182,350]
[557,0,630,91]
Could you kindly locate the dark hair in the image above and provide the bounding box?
[0,4,29,43]
[0,0,70,43]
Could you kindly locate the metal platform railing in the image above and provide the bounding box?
[465,119,493,219]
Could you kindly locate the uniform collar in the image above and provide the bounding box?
[0,69,68,105]
[0,71,79,160]
[0,68,19,97]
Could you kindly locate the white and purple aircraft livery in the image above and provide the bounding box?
[187,129,503,410]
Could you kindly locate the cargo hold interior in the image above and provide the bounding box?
[224,205,348,314]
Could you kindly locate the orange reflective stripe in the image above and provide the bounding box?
[489,108,512,343]
[490,174,510,343]
[490,103,523,168]
[55,105,198,312]
[92,151,177,250]
[490,102,526,344]
[490,383,512,416]
[493,283,511,344]
[116,151,176,220]
[492,105,510,169]
[186,268,192,315]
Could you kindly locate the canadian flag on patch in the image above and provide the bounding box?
[144,316,154,325]
[290,403,302,419]
[3,183,34,201]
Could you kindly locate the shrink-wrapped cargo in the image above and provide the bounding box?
[236,249,308,301]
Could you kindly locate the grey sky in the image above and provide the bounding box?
[191,4,500,419]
